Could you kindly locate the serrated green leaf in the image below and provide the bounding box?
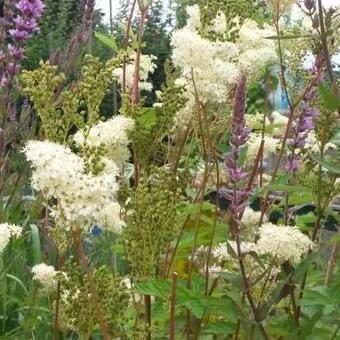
[133,279,171,299]
[318,84,340,110]
[137,108,157,129]
[94,31,118,52]
[311,154,340,175]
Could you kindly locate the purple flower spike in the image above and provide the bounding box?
[17,0,44,18]
[0,0,44,91]
[220,75,252,232]
[285,59,322,174]
[8,45,24,62]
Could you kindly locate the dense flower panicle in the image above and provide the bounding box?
[170,5,276,119]
[54,173,122,233]
[31,263,58,291]
[74,116,134,165]
[113,53,157,92]
[23,141,84,198]
[23,140,123,233]
[256,222,314,264]
[0,223,22,255]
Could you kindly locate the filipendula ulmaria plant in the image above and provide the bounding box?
[58,260,129,339]
[122,166,186,281]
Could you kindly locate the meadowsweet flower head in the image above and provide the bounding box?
[23,141,84,198]
[0,223,22,255]
[242,207,267,227]
[271,111,288,137]
[74,116,134,165]
[256,222,314,264]
[31,263,58,291]
[24,140,123,233]
[170,6,276,107]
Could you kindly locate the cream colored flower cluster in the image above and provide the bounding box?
[171,6,276,103]
[31,263,62,291]
[24,140,123,233]
[0,223,22,255]
[113,52,157,92]
[256,222,314,264]
[74,116,134,165]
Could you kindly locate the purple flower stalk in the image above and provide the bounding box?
[220,75,251,226]
[1,0,44,90]
[285,58,322,173]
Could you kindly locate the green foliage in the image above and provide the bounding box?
[24,0,87,70]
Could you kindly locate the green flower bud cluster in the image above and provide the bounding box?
[22,61,67,143]
[22,52,127,144]
[58,260,129,339]
[77,53,126,126]
[122,63,188,170]
[77,142,107,175]
[198,0,254,42]
[123,167,186,281]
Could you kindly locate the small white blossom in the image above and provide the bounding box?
[74,116,134,165]
[24,141,123,233]
[32,263,58,291]
[170,6,277,126]
[0,223,22,255]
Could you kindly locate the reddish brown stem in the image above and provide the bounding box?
[131,6,149,104]
[123,0,137,94]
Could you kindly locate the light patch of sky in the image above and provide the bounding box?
[95,0,118,22]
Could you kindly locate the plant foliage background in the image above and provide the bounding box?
[0,0,339,339]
